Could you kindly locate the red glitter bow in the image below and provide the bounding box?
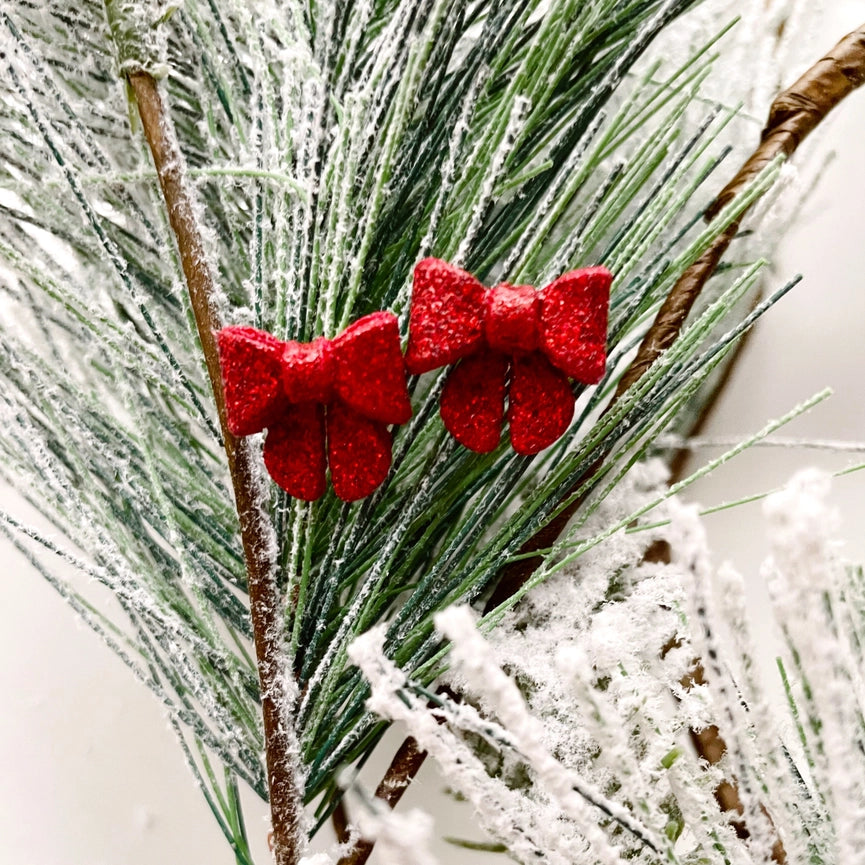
[217,312,412,501]
[405,258,612,455]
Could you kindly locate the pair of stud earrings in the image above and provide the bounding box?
[217,259,611,501]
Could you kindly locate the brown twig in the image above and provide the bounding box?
[332,799,351,845]
[657,633,785,862]
[337,737,428,865]
[128,71,303,865]
[706,23,865,222]
[351,20,865,863]
[684,662,787,864]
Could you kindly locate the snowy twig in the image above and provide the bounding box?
[436,606,665,858]
[126,68,304,865]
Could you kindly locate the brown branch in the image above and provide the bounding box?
[658,635,785,863]
[332,799,351,845]
[706,22,865,222]
[684,662,787,864]
[352,19,865,862]
[127,71,303,865]
[337,737,428,865]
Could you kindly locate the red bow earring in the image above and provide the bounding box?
[217,312,412,501]
[405,258,612,455]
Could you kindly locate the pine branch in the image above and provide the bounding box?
[351,20,865,859]
[8,4,860,859]
[5,3,735,851]
[124,66,303,865]
[628,26,865,855]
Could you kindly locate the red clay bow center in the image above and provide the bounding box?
[405,258,612,455]
[217,312,411,501]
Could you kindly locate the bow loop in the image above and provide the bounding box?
[217,326,287,437]
[332,312,412,424]
[405,258,486,374]
[539,266,611,383]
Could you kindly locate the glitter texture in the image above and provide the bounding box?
[508,353,574,455]
[327,401,392,502]
[282,338,335,404]
[217,312,411,501]
[263,403,327,501]
[485,283,540,354]
[406,258,612,455]
[440,351,508,453]
[404,258,485,374]
[540,266,610,383]
[217,327,287,436]
[332,312,412,424]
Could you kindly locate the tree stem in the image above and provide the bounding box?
[127,71,303,865]
[354,20,865,861]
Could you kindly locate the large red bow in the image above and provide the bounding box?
[217,312,412,501]
[405,258,611,455]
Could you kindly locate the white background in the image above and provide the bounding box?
[2,3,864,863]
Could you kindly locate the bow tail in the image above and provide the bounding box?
[327,402,393,502]
[263,404,327,501]
[508,353,574,455]
[440,351,509,453]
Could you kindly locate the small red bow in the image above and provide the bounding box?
[405,258,611,455]
[217,312,411,501]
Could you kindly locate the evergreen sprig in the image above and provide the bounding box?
[0,1,840,861]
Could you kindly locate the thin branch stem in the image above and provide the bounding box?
[353,20,865,861]
[706,22,865,221]
[127,71,303,865]
[337,737,428,865]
